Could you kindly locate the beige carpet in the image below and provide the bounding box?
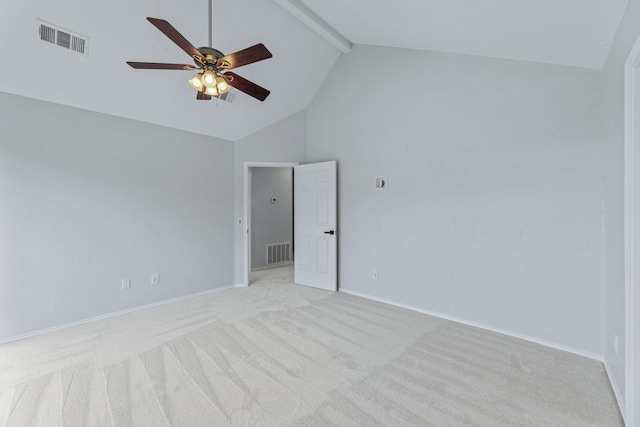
[0,266,622,426]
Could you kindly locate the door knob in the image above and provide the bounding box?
[324,230,335,235]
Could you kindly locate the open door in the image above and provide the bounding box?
[294,161,337,291]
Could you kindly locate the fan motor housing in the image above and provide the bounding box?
[198,47,224,62]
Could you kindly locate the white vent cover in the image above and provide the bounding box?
[37,19,89,56]
[266,242,291,266]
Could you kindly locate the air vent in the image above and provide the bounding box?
[39,24,55,44]
[266,242,291,266]
[38,20,89,57]
[56,30,71,49]
[71,36,86,54]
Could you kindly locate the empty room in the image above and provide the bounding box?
[1,0,639,425]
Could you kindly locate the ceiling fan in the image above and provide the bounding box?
[126,2,272,102]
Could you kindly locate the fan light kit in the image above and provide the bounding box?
[189,70,230,97]
[126,8,272,102]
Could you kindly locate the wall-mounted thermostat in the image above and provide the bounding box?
[374,176,388,190]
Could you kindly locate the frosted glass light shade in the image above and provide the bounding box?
[189,74,204,90]
[202,70,216,87]
[216,77,230,94]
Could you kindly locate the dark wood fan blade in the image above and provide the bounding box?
[127,62,197,70]
[224,72,270,101]
[147,17,204,61]
[196,90,212,100]
[216,44,272,70]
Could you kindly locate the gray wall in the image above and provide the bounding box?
[251,167,293,269]
[233,111,306,284]
[0,92,234,340]
[603,0,640,412]
[306,45,604,356]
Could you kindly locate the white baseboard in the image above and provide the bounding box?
[0,285,235,345]
[338,288,603,362]
[604,360,627,423]
[234,283,249,288]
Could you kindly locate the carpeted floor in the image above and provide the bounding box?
[0,266,623,426]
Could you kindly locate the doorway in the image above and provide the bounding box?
[242,161,339,291]
[243,162,298,286]
[250,167,294,274]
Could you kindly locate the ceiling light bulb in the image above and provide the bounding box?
[189,74,204,91]
[216,77,230,94]
[202,70,216,87]
[204,86,218,96]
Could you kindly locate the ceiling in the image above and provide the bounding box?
[301,0,629,69]
[0,0,629,141]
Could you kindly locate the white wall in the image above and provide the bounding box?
[251,167,293,269]
[603,0,640,413]
[233,111,306,283]
[0,92,234,341]
[306,45,604,355]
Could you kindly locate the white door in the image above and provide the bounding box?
[294,161,337,291]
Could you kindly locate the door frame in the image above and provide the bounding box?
[624,32,640,426]
[242,161,298,287]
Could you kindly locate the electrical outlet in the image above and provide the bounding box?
[121,278,131,290]
[372,270,378,280]
[151,274,159,286]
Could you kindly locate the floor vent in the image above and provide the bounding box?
[266,242,291,266]
[38,20,89,56]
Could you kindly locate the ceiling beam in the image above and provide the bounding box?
[274,0,352,54]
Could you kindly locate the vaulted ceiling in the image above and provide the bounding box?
[0,0,629,141]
